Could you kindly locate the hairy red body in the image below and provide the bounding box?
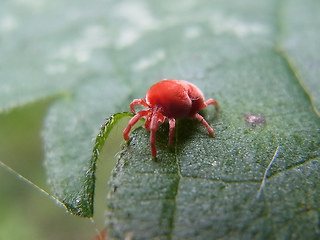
[123,79,218,158]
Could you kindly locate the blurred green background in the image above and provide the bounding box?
[0,100,119,240]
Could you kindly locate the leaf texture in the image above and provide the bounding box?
[2,0,318,237]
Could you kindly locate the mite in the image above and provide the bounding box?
[123,79,218,158]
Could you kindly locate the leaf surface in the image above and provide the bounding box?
[280,0,320,116]
[2,0,319,238]
[0,1,111,111]
[103,0,320,239]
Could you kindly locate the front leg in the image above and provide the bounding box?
[130,99,150,113]
[123,110,150,140]
[149,112,166,158]
[168,118,176,146]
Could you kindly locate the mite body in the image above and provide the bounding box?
[123,79,218,157]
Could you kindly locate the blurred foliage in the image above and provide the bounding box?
[0,101,97,240]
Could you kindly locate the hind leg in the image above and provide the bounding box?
[204,98,218,108]
[193,113,215,137]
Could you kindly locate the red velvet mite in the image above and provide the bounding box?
[123,79,218,158]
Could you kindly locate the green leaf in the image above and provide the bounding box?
[103,1,320,240]
[107,53,320,239]
[280,0,320,116]
[3,0,319,238]
[0,1,111,111]
[43,80,130,216]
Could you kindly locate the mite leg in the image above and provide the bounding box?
[193,113,215,137]
[149,112,166,158]
[130,99,150,113]
[204,98,219,108]
[123,110,150,140]
[145,116,151,130]
[150,130,157,158]
[168,118,176,146]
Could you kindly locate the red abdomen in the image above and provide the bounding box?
[145,80,205,118]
